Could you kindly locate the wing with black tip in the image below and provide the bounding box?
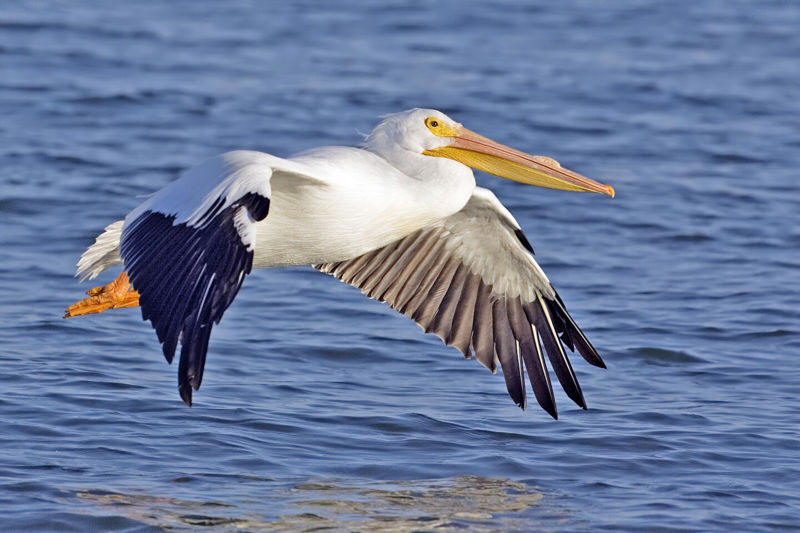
[120,150,314,405]
[315,187,605,418]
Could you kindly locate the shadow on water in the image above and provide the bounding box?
[74,475,547,531]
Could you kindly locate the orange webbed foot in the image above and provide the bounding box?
[64,271,140,318]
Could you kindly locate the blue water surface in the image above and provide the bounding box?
[1,1,799,531]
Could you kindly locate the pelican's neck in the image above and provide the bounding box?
[365,143,476,220]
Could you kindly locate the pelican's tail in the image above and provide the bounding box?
[76,220,124,281]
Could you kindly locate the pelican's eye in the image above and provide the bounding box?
[425,117,457,136]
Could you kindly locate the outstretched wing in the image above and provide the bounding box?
[120,150,313,405]
[315,187,605,418]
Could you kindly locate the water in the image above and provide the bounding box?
[1,1,799,530]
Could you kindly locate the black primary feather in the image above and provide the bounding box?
[120,193,269,405]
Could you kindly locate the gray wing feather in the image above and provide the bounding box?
[314,188,605,417]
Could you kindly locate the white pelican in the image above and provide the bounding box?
[65,109,614,419]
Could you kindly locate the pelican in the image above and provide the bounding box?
[65,109,614,419]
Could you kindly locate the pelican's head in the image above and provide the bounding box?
[366,108,614,197]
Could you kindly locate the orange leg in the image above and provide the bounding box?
[64,271,140,318]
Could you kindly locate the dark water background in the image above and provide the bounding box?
[2,1,799,530]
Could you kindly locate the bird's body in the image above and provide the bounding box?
[66,109,615,418]
[254,146,473,268]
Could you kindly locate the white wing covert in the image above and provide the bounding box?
[120,150,310,405]
[316,187,605,419]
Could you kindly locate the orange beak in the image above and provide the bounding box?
[424,126,615,197]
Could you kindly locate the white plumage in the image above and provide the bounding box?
[77,220,123,281]
[70,108,614,418]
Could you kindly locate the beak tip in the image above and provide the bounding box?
[605,185,616,198]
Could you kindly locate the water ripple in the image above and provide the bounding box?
[1,0,799,531]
